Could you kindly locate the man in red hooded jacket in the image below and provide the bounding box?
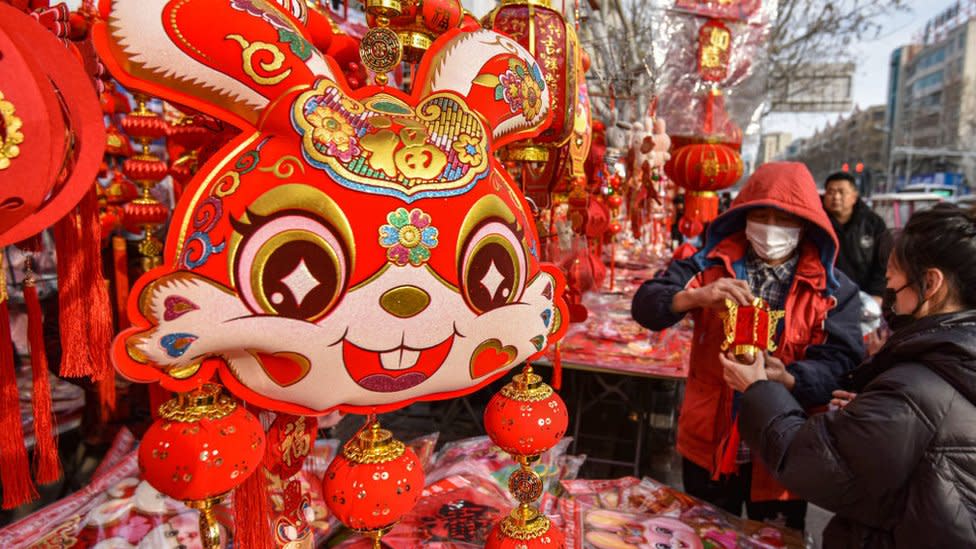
[632,162,864,530]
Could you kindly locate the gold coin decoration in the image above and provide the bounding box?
[360,26,403,77]
[0,90,25,171]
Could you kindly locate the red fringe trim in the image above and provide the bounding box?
[712,422,741,481]
[233,437,274,549]
[54,188,114,383]
[0,283,38,508]
[24,283,61,484]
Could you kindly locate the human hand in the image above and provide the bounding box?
[830,390,857,410]
[672,278,754,312]
[720,350,767,393]
[866,329,887,356]
[763,353,796,390]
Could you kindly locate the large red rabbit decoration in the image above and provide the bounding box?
[95,0,569,416]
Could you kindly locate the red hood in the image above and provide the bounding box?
[698,162,841,293]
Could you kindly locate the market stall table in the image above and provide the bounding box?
[538,263,691,476]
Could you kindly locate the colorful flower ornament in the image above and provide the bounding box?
[379,207,439,266]
[95,0,569,417]
[307,104,361,162]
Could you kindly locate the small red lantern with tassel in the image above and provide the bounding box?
[139,384,266,548]
[484,366,568,548]
[324,420,425,548]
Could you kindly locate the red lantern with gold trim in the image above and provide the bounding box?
[139,384,266,548]
[486,511,566,548]
[365,0,462,63]
[323,421,425,546]
[665,142,743,226]
[484,367,568,457]
[483,366,568,549]
[488,0,580,162]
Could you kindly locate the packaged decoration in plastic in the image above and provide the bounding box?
[558,477,802,549]
[0,430,344,548]
[333,474,512,549]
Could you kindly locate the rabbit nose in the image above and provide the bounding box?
[380,285,431,318]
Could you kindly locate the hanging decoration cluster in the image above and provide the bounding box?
[91,0,571,545]
[664,14,745,241]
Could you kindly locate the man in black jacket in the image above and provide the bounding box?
[823,172,888,300]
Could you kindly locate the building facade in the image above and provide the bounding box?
[888,4,976,192]
[757,132,792,165]
[780,106,887,193]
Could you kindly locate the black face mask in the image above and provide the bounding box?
[882,282,923,332]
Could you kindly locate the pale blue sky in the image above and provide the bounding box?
[763,1,957,138]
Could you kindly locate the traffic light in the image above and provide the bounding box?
[842,162,849,172]
[855,162,864,173]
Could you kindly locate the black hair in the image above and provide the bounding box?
[824,171,857,190]
[891,203,976,309]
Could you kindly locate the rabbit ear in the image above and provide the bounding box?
[94,0,337,129]
[415,29,551,149]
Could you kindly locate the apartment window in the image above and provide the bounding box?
[913,69,944,95]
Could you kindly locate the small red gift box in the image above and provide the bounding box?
[721,298,785,362]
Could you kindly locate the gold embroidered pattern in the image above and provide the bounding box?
[226,34,292,86]
[293,79,490,201]
[0,91,24,171]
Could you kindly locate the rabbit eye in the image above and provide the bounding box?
[235,212,349,322]
[460,220,526,314]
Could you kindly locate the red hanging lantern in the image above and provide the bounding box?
[486,512,566,548]
[488,0,580,162]
[120,95,169,271]
[365,0,462,63]
[323,421,425,547]
[139,384,266,548]
[720,297,785,364]
[483,367,568,457]
[665,142,742,223]
[167,115,211,201]
[483,366,568,548]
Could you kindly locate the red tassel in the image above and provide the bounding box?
[54,188,114,380]
[98,371,117,424]
[712,422,741,481]
[233,459,274,549]
[552,345,563,391]
[54,204,87,378]
[24,279,61,484]
[111,235,129,328]
[0,260,38,508]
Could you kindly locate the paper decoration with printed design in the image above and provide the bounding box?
[94,0,569,416]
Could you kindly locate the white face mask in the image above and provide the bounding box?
[745,220,801,261]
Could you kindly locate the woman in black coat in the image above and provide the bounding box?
[721,203,976,548]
